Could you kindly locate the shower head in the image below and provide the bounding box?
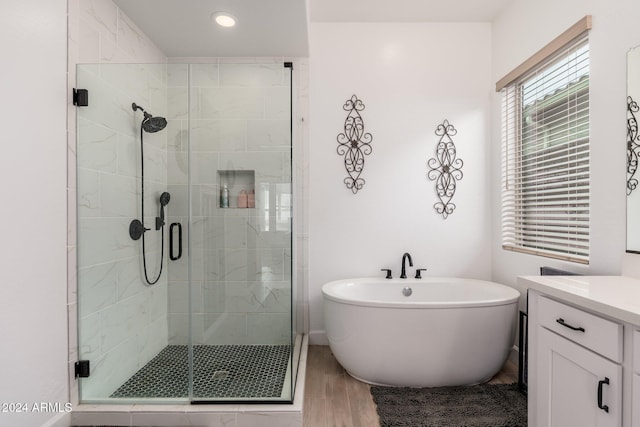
[142,116,168,133]
[159,191,171,207]
[132,102,167,133]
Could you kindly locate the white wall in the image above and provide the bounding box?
[0,1,69,426]
[626,46,640,250]
[491,0,640,299]
[308,23,493,342]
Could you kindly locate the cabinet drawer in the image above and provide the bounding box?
[538,296,622,362]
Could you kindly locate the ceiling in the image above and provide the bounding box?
[113,0,515,58]
[311,0,515,22]
[112,0,309,57]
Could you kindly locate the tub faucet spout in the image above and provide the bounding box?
[400,252,413,279]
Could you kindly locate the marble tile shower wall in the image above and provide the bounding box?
[166,61,293,346]
[68,0,168,401]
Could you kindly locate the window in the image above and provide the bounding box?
[499,19,591,264]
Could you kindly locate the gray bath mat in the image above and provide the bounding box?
[370,383,527,427]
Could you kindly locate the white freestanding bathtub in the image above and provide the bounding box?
[322,277,520,387]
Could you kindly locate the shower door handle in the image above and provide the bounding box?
[170,222,182,261]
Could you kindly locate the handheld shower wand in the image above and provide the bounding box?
[156,192,171,230]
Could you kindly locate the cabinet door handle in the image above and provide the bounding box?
[555,318,585,332]
[597,377,610,413]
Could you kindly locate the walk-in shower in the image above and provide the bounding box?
[75,61,300,404]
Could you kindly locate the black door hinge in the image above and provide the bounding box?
[73,88,89,107]
[75,360,90,378]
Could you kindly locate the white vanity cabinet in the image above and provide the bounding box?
[537,328,621,426]
[533,294,622,426]
[521,276,640,427]
[634,330,640,427]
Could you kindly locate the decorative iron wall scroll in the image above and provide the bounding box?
[336,95,373,194]
[427,120,463,219]
[628,96,640,195]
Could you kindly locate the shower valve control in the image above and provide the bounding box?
[129,219,149,241]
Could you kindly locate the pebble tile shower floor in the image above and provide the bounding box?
[110,345,291,399]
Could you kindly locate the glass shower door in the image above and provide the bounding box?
[181,61,295,402]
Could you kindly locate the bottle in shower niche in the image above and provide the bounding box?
[220,184,229,208]
[237,190,248,208]
[248,189,255,208]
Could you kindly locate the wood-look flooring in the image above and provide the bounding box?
[302,345,519,427]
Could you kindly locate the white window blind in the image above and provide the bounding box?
[501,35,590,264]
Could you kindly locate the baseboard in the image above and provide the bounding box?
[308,330,328,345]
[42,412,71,427]
[509,344,520,366]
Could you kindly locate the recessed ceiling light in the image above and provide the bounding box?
[212,12,237,28]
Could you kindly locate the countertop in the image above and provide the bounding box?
[518,275,640,326]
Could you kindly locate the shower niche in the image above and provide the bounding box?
[218,170,255,209]
[75,61,298,404]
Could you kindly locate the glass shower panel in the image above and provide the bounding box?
[187,62,294,402]
[76,63,181,402]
